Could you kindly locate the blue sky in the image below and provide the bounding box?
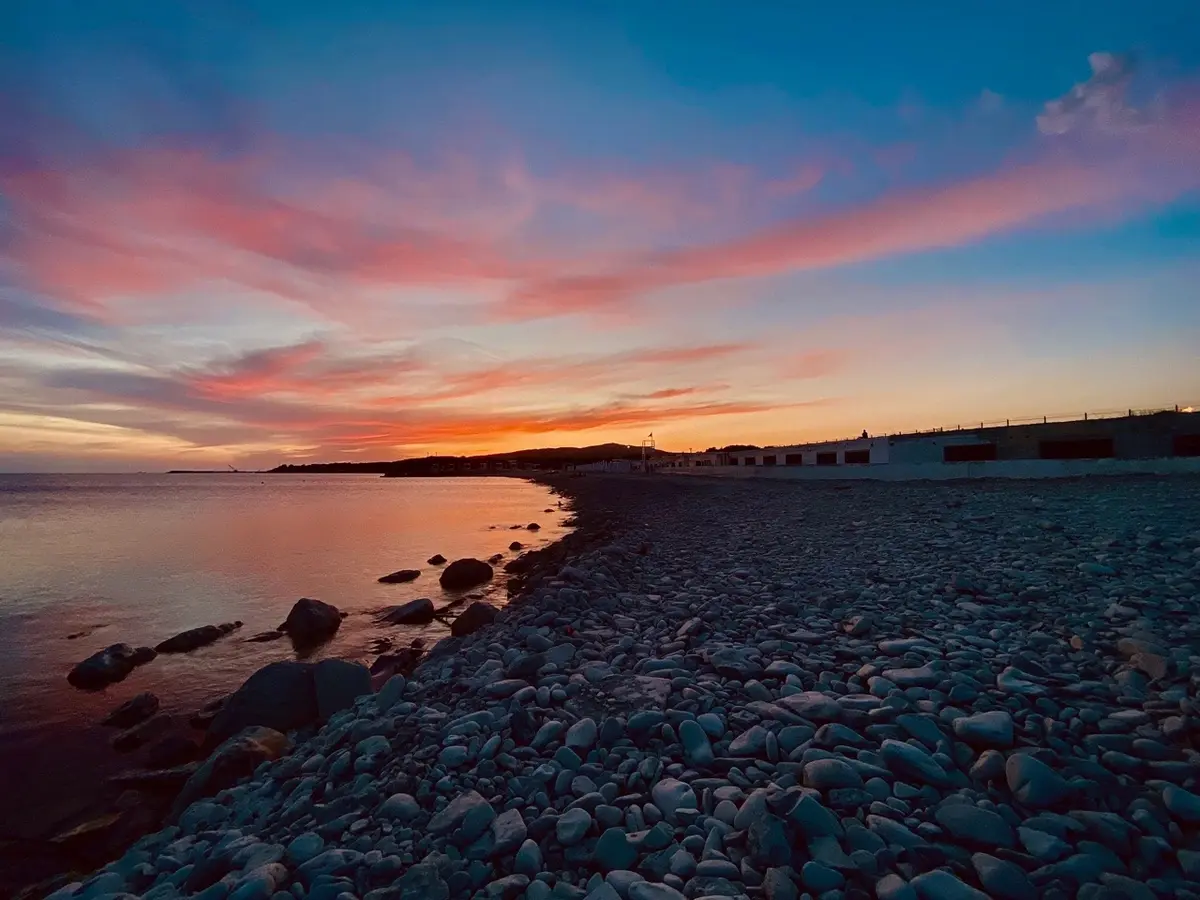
[0,1,1197,469]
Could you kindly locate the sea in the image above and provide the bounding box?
[0,473,568,840]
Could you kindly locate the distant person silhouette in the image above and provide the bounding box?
[861,430,869,439]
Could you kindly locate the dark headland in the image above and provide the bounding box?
[18,472,1200,900]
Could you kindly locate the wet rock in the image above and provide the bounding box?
[379,597,435,624]
[278,597,343,646]
[112,712,176,752]
[378,569,421,583]
[155,622,242,653]
[101,692,160,728]
[451,601,498,636]
[313,658,372,721]
[439,558,494,590]
[244,630,284,643]
[428,553,447,565]
[67,643,147,689]
[207,660,318,743]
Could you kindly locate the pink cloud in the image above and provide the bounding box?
[502,95,1200,319]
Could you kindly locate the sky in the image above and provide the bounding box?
[1,1,1198,471]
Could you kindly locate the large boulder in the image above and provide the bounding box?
[450,601,498,637]
[68,643,152,689]
[439,558,494,591]
[314,659,372,721]
[278,598,343,646]
[101,692,160,728]
[155,622,242,654]
[171,726,292,819]
[379,598,435,625]
[206,661,318,744]
[378,569,420,584]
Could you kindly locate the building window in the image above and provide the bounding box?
[1174,435,1200,457]
[784,453,803,465]
[816,451,838,466]
[743,456,756,466]
[1039,438,1115,460]
[944,443,997,463]
[844,449,870,464]
[762,455,777,466]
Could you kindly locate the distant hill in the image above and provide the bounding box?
[269,442,675,475]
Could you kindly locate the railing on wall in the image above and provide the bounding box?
[801,404,1196,449]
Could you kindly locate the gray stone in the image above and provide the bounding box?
[285,832,325,867]
[491,808,527,855]
[514,839,542,876]
[1005,754,1070,808]
[376,674,407,712]
[778,691,841,721]
[882,666,939,688]
[909,869,989,900]
[952,711,1014,749]
[627,884,685,900]
[595,828,637,871]
[428,790,493,836]
[763,867,799,900]
[1163,785,1200,823]
[1017,826,1070,862]
[786,793,844,838]
[880,739,950,787]
[566,718,599,754]
[803,758,863,790]
[747,814,790,867]
[557,808,592,845]
[934,803,1015,848]
[971,853,1036,900]
[650,778,696,821]
[679,719,715,766]
[876,874,918,900]
[801,861,845,892]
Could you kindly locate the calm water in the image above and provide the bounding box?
[0,473,567,836]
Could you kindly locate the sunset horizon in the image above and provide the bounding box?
[3,4,1199,472]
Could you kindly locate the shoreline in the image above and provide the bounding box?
[27,474,1200,900]
[0,476,571,900]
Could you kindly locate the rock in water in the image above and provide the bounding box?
[68,643,144,689]
[207,661,318,744]
[101,692,160,728]
[379,597,435,624]
[427,553,447,565]
[278,597,343,646]
[313,658,372,721]
[439,558,494,590]
[450,601,498,636]
[154,622,242,653]
[171,726,292,819]
[112,712,176,752]
[378,569,421,584]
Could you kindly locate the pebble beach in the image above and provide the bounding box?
[41,473,1200,900]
